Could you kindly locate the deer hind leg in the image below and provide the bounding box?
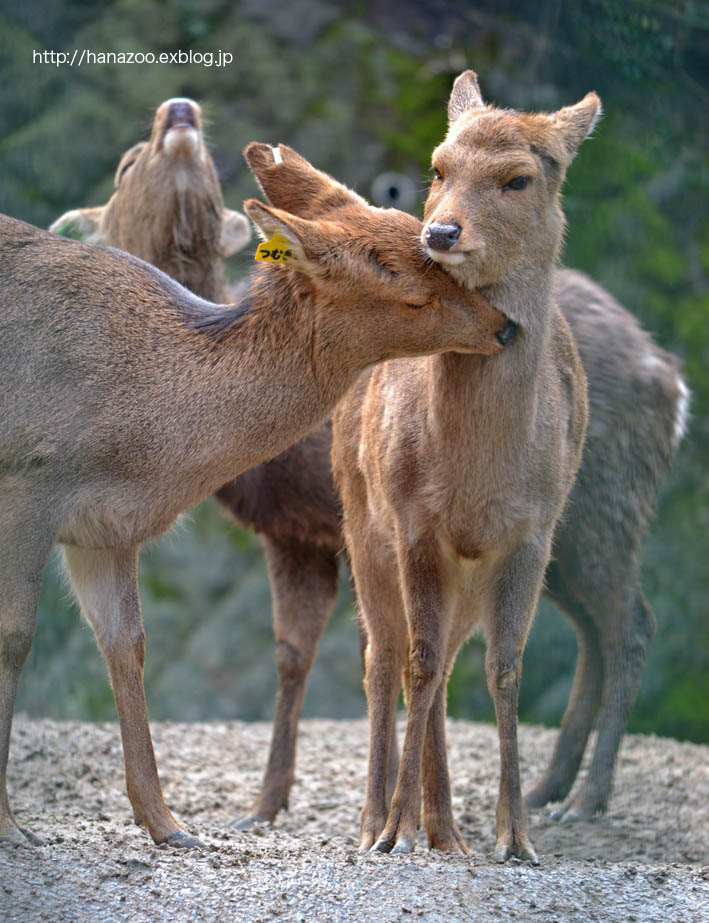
[61,544,202,848]
[485,539,551,865]
[233,536,339,829]
[372,535,449,856]
[525,561,603,809]
[554,582,654,823]
[0,493,56,845]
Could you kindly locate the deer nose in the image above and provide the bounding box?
[165,99,198,130]
[425,222,462,251]
[496,319,518,347]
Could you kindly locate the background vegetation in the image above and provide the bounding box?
[1,0,707,741]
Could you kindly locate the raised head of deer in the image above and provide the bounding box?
[50,97,251,301]
[0,141,512,848]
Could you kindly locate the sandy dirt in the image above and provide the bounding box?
[1,716,708,922]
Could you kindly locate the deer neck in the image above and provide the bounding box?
[425,264,555,451]
[165,268,358,487]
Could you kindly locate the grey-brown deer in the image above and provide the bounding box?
[0,144,510,848]
[50,97,251,300]
[332,86,598,863]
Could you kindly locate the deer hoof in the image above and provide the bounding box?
[231,813,265,830]
[494,837,539,865]
[371,835,395,854]
[553,797,604,824]
[0,824,42,847]
[391,835,415,855]
[165,830,205,849]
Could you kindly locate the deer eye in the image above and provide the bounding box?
[406,301,429,311]
[503,175,530,191]
[430,166,443,182]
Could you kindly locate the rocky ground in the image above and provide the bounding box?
[1,716,708,922]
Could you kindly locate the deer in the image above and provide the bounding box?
[422,72,688,826]
[49,97,251,300]
[331,86,599,864]
[0,142,512,849]
[51,91,687,832]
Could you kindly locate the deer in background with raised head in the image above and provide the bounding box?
[0,144,510,848]
[50,97,251,300]
[332,86,598,863]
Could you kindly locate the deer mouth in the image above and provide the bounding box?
[160,99,202,158]
[422,222,486,267]
[425,248,469,265]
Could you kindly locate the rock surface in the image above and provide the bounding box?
[1,717,708,921]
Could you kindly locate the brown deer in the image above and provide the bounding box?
[52,94,687,832]
[332,87,598,863]
[423,72,688,825]
[49,97,251,300]
[0,144,511,848]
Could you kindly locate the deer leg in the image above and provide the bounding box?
[525,564,603,808]
[555,584,654,823]
[0,495,55,845]
[233,537,339,828]
[347,534,407,852]
[362,618,399,807]
[372,536,447,856]
[61,545,202,848]
[421,671,469,854]
[486,540,550,865]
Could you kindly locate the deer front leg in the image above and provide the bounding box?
[372,535,447,855]
[486,540,550,865]
[346,529,408,852]
[421,674,469,854]
[234,537,339,828]
[0,499,55,845]
[62,546,202,848]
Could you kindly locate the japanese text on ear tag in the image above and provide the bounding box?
[254,231,294,263]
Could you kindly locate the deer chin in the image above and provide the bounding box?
[425,247,469,266]
[163,126,201,159]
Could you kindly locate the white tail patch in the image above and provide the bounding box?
[673,374,690,449]
[272,146,283,164]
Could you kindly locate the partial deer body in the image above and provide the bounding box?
[0,144,508,847]
[50,98,251,303]
[333,76,600,862]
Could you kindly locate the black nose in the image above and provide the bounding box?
[496,319,518,346]
[425,222,462,252]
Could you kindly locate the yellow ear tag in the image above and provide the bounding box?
[255,232,295,263]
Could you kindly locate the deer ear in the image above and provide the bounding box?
[49,207,105,242]
[114,142,147,187]
[448,70,485,124]
[243,198,314,271]
[549,92,602,160]
[220,209,251,257]
[243,141,362,218]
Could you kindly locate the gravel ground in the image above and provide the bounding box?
[1,716,708,922]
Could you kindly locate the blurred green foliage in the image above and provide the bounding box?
[1,0,707,741]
